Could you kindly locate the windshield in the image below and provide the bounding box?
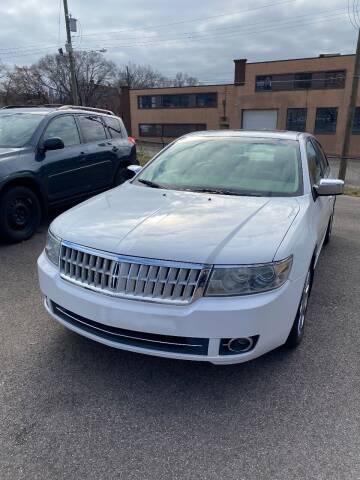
[0,113,45,147]
[135,136,303,197]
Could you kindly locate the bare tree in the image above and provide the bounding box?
[116,63,199,89]
[35,51,117,106]
[0,65,48,105]
[171,72,199,87]
[116,63,171,89]
[0,53,200,108]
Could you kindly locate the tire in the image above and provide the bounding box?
[285,266,313,348]
[0,186,41,243]
[323,212,333,246]
[115,167,133,186]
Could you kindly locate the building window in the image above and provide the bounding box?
[138,93,217,109]
[315,108,338,134]
[352,107,360,133]
[138,124,163,137]
[255,75,273,91]
[255,70,346,92]
[139,123,206,137]
[286,108,307,132]
[162,94,191,108]
[325,70,346,88]
[138,96,159,109]
[294,72,312,89]
[196,92,217,107]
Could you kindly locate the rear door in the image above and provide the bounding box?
[103,115,134,171]
[76,114,117,191]
[40,114,87,202]
[242,110,278,130]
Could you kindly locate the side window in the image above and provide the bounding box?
[77,115,107,143]
[306,140,322,186]
[104,117,123,139]
[43,115,80,147]
[312,139,330,176]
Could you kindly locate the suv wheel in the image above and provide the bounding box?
[285,266,313,348]
[0,186,41,243]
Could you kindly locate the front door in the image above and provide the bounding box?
[40,114,88,202]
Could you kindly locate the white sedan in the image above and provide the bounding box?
[37,130,343,365]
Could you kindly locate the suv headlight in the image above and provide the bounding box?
[45,230,61,266]
[205,256,293,296]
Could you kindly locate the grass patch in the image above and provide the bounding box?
[344,186,360,197]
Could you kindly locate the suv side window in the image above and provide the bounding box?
[306,139,323,186]
[43,115,80,147]
[77,115,107,143]
[312,138,330,177]
[104,117,123,139]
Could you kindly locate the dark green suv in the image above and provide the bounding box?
[0,105,138,243]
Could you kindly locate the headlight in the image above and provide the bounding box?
[45,230,61,266]
[205,256,293,296]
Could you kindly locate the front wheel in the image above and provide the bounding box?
[0,186,41,243]
[285,267,312,348]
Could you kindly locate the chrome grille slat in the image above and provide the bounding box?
[59,242,210,305]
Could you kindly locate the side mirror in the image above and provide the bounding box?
[314,178,344,196]
[42,137,65,152]
[127,165,142,178]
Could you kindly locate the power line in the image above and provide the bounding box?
[0,0,294,54]
[80,7,347,45]
[79,0,297,38]
[0,8,350,60]
[0,5,346,56]
[83,11,349,50]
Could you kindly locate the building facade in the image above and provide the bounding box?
[129,54,360,156]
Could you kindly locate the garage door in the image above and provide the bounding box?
[242,110,278,130]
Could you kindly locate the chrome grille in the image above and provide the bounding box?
[59,242,210,304]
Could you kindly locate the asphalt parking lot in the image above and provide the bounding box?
[0,195,359,480]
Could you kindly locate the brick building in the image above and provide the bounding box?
[129,53,360,156]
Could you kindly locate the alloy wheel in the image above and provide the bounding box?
[297,269,311,336]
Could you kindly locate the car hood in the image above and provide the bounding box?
[51,183,300,265]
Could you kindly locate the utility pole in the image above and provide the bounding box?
[63,0,79,105]
[339,29,360,180]
[126,65,131,87]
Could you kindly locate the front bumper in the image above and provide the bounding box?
[38,252,305,365]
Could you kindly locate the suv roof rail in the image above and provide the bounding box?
[57,105,115,116]
[1,104,63,109]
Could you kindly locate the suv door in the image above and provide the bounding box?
[103,115,135,169]
[76,114,116,191]
[306,139,332,248]
[40,114,87,202]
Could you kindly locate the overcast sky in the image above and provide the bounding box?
[0,0,358,83]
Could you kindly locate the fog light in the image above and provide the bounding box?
[219,336,259,355]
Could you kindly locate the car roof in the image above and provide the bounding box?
[0,105,116,117]
[0,107,56,115]
[184,129,305,141]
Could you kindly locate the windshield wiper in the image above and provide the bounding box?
[190,188,272,197]
[137,178,164,189]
